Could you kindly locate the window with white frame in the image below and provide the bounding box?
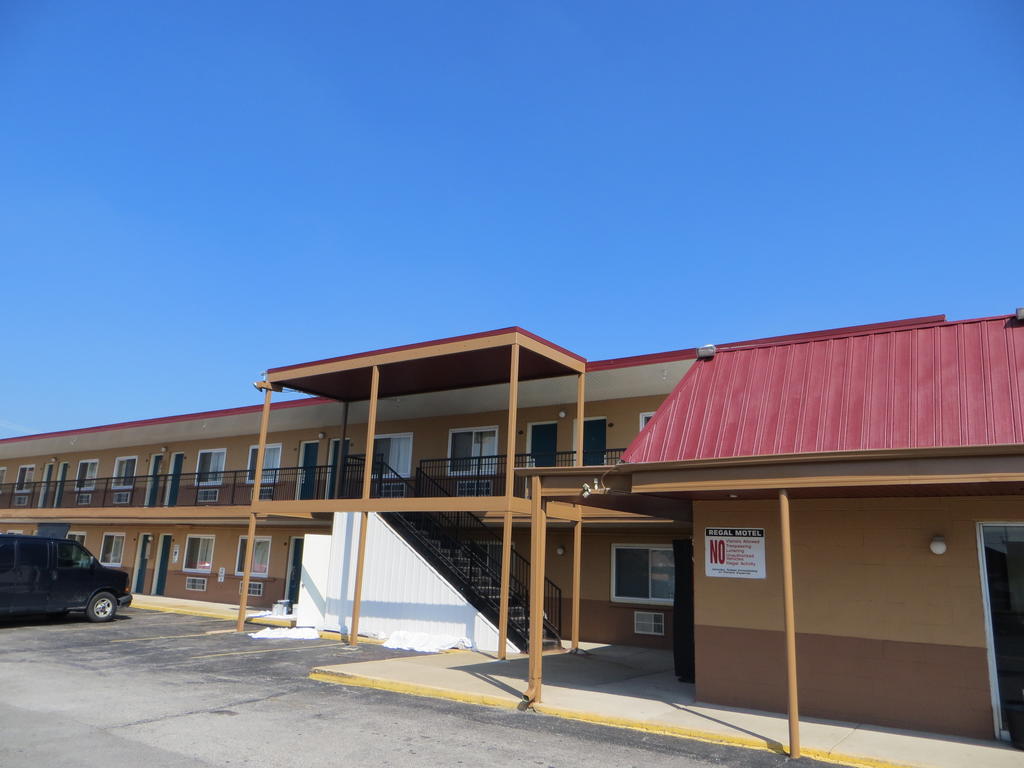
[75,460,98,491]
[185,577,207,591]
[67,531,87,546]
[16,465,35,492]
[640,412,655,430]
[99,533,125,566]
[448,427,499,475]
[246,444,282,484]
[235,536,271,578]
[183,535,215,572]
[112,457,138,488]
[612,545,675,604]
[241,581,263,597]
[196,449,226,485]
[0,467,6,488]
[373,434,413,477]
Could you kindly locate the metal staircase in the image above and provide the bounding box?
[373,462,562,651]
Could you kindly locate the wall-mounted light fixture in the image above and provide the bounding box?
[558,411,566,419]
[160,446,167,453]
[317,432,326,440]
[929,535,947,555]
[555,546,565,556]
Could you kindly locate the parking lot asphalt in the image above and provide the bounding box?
[0,608,829,767]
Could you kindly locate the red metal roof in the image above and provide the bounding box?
[623,315,1024,462]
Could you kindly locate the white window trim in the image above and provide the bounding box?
[183,534,215,573]
[195,449,227,486]
[99,532,126,567]
[75,459,99,491]
[16,464,36,492]
[639,411,656,430]
[610,543,675,606]
[68,531,87,546]
[246,443,282,484]
[112,456,139,489]
[235,535,272,578]
[373,432,414,477]
[0,466,7,487]
[447,426,500,476]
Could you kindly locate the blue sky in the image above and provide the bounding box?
[1,1,1022,437]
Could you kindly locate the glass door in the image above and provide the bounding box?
[981,524,1024,737]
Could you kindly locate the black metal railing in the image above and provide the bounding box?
[0,448,626,510]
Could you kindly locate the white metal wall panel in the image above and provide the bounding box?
[319,511,517,653]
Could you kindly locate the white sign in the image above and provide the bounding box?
[217,567,226,583]
[171,544,180,563]
[705,528,766,579]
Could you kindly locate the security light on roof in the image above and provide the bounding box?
[1017,307,1024,322]
[696,344,717,360]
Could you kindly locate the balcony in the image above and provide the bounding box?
[0,450,624,511]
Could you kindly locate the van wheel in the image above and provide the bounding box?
[86,592,117,622]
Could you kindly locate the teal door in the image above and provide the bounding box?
[52,462,68,507]
[146,454,164,507]
[299,443,319,500]
[166,453,184,506]
[134,534,152,592]
[287,538,304,605]
[153,535,172,595]
[583,419,607,465]
[529,423,558,466]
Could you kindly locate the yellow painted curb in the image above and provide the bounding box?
[310,669,520,711]
[309,669,920,768]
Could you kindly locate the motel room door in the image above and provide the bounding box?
[672,538,695,683]
[981,524,1024,740]
[582,418,607,466]
[529,423,558,467]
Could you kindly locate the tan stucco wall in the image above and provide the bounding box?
[693,495,1024,738]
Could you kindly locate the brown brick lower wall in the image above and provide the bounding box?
[695,625,994,739]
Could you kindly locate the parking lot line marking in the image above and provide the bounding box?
[188,642,339,659]
[110,630,244,643]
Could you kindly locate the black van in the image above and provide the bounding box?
[0,535,132,622]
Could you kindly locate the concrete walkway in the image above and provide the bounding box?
[310,643,1020,768]
[130,594,296,626]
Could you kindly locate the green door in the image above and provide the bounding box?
[153,535,172,595]
[146,454,164,507]
[583,419,607,465]
[287,538,304,605]
[166,453,184,506]
[299,443,319,500]
[134,535,152,592]
[529,423,558,467]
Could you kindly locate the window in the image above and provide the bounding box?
[56,541,93,569]
[0,467,6,488]
[240,581,264,597]
[99,533,125,566]
[75,460,98,491]
[67,532,87,546]
[185,576,207,591]
[196,449,226,485]
[112,457,138,488]
[183,535,215,572]
[612,545,675,604]
[640,412,655,430]
[235,536,271,578]
[246,444,282,484]
[373,434,413,477]
[448,427,499,474]
[15,465,35,492]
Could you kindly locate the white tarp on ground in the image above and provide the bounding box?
[383,630,473,653]
[248,627,321,640]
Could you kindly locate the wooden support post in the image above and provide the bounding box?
[575,373,585,466]
[524,476,546,705]
[779,488,800,758]
[236,384,273,632]
[349,365,380,646]
[571,512,582,651]
[498,345,520,659]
